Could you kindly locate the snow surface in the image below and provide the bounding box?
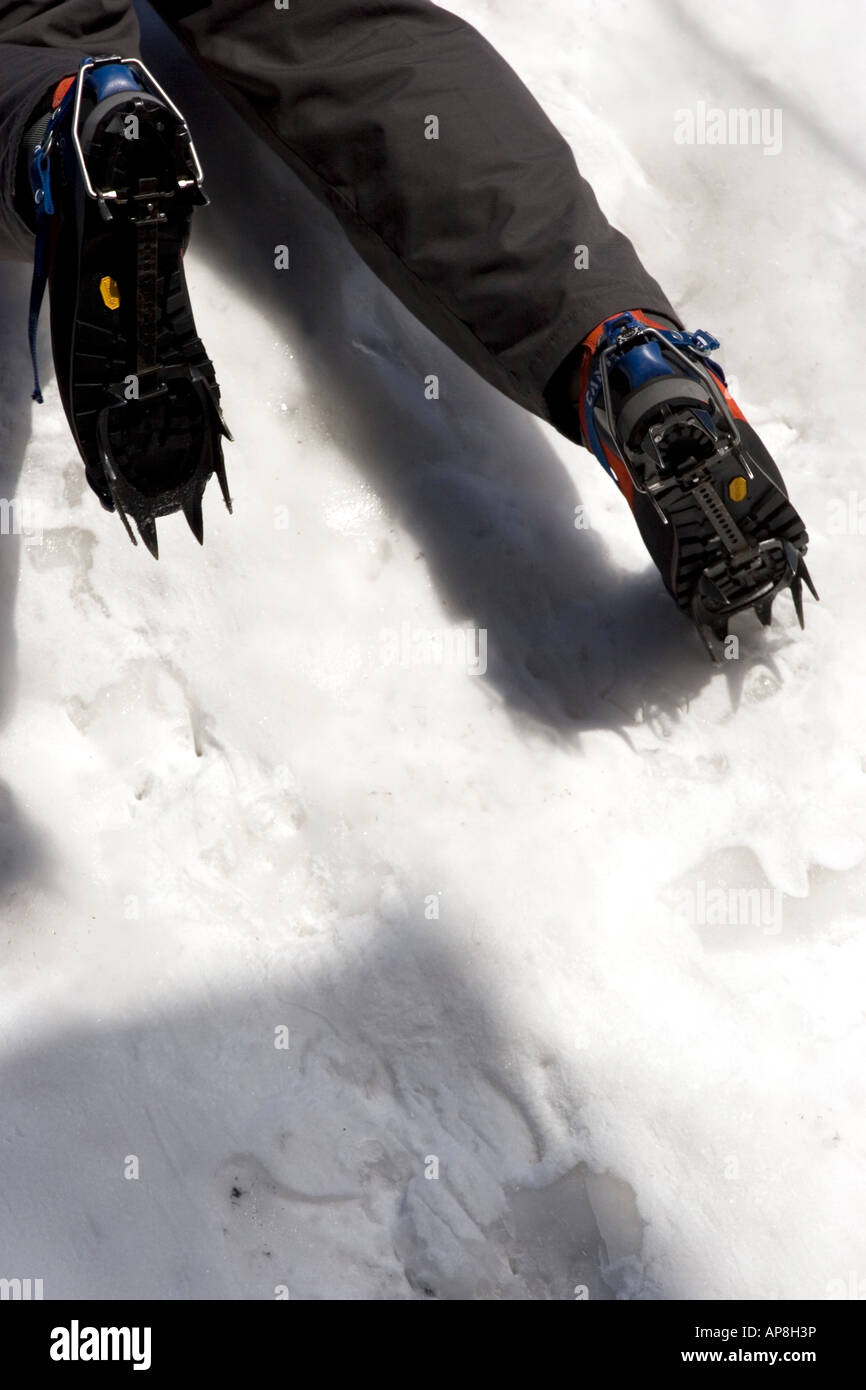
[0,0,864,1300]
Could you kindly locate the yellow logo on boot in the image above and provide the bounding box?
[728,476,748,503]
[99,276,120,310]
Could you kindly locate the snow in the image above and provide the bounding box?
[0,0,864,1300]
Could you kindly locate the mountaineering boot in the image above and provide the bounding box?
[25,55,233,557]
[548,310,816,660]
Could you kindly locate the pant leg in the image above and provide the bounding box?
[150,0,679,423]
[0,1,140,261]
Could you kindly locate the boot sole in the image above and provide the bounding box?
[49,87,230,554]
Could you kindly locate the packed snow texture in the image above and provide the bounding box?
[0,0,864,1300]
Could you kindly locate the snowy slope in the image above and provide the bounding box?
[0,0,864,1300]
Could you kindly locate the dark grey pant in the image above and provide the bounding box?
[0,0,678,423]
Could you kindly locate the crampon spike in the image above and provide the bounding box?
[799,557,819,602]
[183,489,204,545]
[214,455,232,514]
[790,574,805,629]
[697,623,724,663]
[114,504,138,549]
[782,541,818,625]
[701,574,728,608]
[137,514,159,559]
[754,597,774,628]
[217,411,234,444]
[104,482,138,548]
[691,590,730,662]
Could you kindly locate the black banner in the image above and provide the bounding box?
[1,1298,859,1375]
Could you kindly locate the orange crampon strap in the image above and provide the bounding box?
[51,75,76,108]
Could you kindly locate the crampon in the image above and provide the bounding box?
[579,311,817,660]
[27,55,232,557]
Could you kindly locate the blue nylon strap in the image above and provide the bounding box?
[87,62,140,100]
[583,364,615,478]
[25,62,96,404]
[27,138,58,404]
[26,86,73,404]
[582,314,727,475]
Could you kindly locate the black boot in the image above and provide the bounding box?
[26,56,233,557]
[547,310,816,660]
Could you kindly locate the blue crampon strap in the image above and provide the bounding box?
[583,361,616,479]
[26,80,77,404]
[25,61,103,404]
[583,313,727,473]
[27,188,54,403]
[597,312,723,366]
[657,324,725,379]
